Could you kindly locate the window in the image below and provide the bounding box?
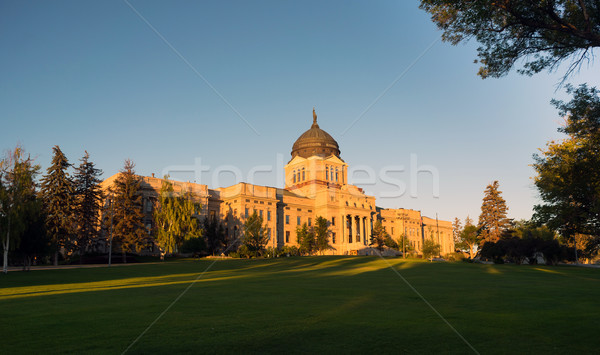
[391,227,394,235]
[259,210,263,218]
[332,217,336,226]
[293,170,296,183]
[308,218,312,226]
[332,232,336,244]
[302,168,305,181]
[145,199,152,212]
[245,208,249,218]
[285,231,290,243]
[267,210,271,221]
[286,215,289,224]
[210,210,215,219]
[336,168,339,182]
[297,216,301,225]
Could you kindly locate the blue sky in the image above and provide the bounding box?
[1,0,598,222]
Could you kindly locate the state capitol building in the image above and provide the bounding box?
[102,110,454,256]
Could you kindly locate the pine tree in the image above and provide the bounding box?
[478,181,510,245]
[73,151,103,263]
[110,159,147,263]
[40,146,75,265]
[452,217,463,245]
[1,146,41,273]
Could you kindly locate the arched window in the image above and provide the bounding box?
[297,170,300,182]
[302,167,305,181]
[325,166,329,180]
[293,170,296,183]
[335,167,339,182]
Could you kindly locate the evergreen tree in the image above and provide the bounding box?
[314,216,332,254]
[296,222,316,255]
[464,215,474,227]
[73,151,103,263]
[241,211,268,257]
[478,181,510,245]
[1,146,41,273]
[369,220,388,253]
[452,217,463,245]
[110,159,147,263]
[40,145,75,265]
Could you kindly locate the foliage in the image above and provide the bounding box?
[296,223,315,255]
[153,178,202,257]
[419,0,600,81]
[73,151,103,262]
[40,145,75,265]
[12,198,50,270]
[452,217,463,244]
[422,238,441,261]
[0,146,41,273]
[180,237,206,255]
[314,216,332,254]
[478,180,510,245]
[203,215,226,256]
[369,220,388,252]
[459,225,479,259]
[533,84,600,252]
[110,160,147,262]
[241,211,269,257]
[281,245,300,257]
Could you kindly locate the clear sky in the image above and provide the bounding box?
[1,0,598,222]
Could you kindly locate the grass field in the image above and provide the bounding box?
[1,257,599,354]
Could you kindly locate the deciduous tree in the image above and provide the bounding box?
[314,216,332,254]
[153,178,202,258]
[419,0,600,82]
[241,211,268,257]
[1,146,41,273]
[533,84,600,255]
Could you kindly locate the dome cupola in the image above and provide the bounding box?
[291,109,341,159]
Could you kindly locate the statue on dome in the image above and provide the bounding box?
[313,107,317,125]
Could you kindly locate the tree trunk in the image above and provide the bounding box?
[122,247,127,264]
[54,250,58,266]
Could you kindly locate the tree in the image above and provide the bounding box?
[1,146,41,273]
[241,211,268,257]
[153,178,203,258]
[459,224,479,259]
[296,223,315,255]
[533,84,600,255]
[110,160,147,263]
[13,198,49,270]
[314,216,332,254]
[478,181,510,245]
[203,215,226,256]
[465,215,474,227]
[452,217,463,245]
[419,0,600,81]
[369,220,388,253]
[40,145,75,265]
[422,239,441,261]
[73,151,103,263]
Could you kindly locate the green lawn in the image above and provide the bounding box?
[1,257,599,354]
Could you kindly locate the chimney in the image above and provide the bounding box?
[151,173,155,178]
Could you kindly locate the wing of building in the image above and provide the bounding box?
[101,110,454,256]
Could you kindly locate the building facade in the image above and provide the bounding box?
[101,110,454,256]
